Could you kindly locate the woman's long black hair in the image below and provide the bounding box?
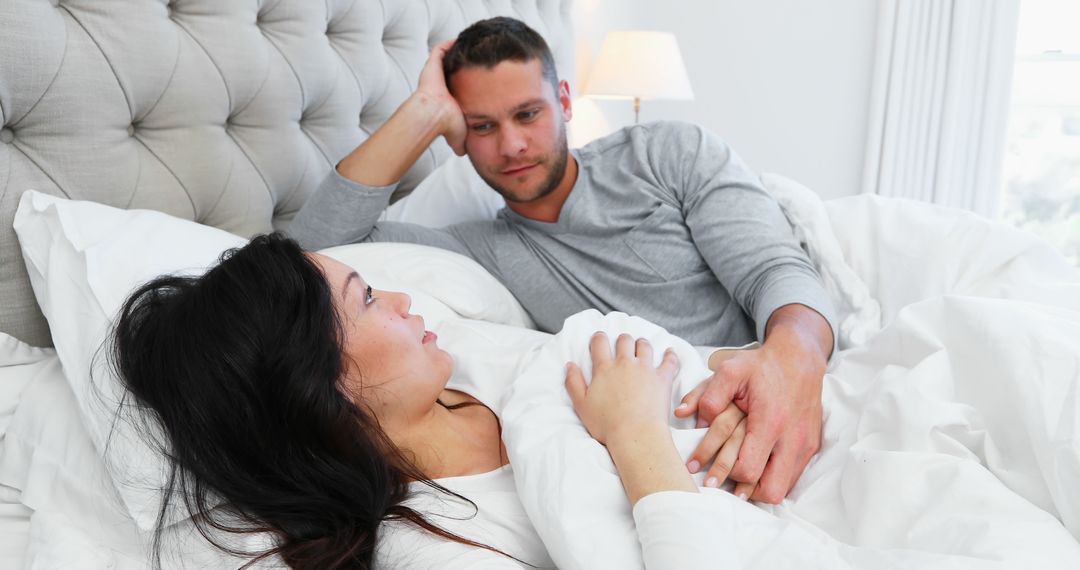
[108,233,510,568]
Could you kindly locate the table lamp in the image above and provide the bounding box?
[584,30,695,123]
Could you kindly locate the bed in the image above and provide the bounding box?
[3,0,1080,568]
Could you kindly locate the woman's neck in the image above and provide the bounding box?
[394,389,507,480]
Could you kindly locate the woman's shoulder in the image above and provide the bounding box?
[378,466,552,568]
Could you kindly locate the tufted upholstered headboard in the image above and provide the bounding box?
[0,0,574,347]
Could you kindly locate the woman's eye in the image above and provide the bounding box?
[365,285,374,305]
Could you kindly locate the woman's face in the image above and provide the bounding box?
[310,254,454,421]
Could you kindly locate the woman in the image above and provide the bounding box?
[111,233,733,569]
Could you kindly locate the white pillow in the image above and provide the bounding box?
[11,190,532,530]
[0,355,278,568]
[0,353,140,550]
[320,242,534,329]
[383,154,505,227]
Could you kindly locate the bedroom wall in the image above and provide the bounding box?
[570,0,881,200]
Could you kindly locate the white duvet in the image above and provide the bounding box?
[497,188,1080,569]
[5,182,1080,568]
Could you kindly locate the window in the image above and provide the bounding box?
[1000,0,1080,265]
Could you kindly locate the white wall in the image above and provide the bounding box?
[570,0,881,200]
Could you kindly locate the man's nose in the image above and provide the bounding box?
[499,125,528,157]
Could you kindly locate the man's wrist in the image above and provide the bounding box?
[763,304,833,364]
[407,91,458,137]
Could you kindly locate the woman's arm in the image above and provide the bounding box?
[605,421,697,504]
[565,333,696,504]
[566,335,747,569]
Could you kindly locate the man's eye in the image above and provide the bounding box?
[519,110,539,121]
[471,123,493,133]
[365,285,374,305]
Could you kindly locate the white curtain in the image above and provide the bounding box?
[862,0,1021,217]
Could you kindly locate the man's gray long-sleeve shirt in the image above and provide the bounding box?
[289,121,836,347]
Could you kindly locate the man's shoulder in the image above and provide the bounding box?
[587,120,699,143]
[605,121,731,155]
[637,119,702,135]
[581,120,711,160]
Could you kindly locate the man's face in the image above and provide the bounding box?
[448,59,573,204]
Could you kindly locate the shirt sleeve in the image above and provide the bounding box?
[286,168,472,257]
[633,490,743,569]
[645,122,837,349]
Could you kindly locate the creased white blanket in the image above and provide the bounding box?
[500,189,1080,569]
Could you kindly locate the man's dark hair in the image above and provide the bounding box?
[444,16,559,92]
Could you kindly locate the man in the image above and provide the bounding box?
[289,17,835,504]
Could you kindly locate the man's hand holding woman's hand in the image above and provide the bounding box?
[677,305,831,504]
[675,395,754,499]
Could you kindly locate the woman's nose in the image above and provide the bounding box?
[394,291,412,314]
[372,289,411,315]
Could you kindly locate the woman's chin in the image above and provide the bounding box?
[442,352,456,374]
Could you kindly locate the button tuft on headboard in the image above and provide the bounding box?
[0,0,576,347]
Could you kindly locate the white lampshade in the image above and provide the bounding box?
[585,31,695,102]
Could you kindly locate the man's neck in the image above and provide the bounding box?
[506,154,579,223]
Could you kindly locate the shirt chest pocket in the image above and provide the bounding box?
[621,208,707,282]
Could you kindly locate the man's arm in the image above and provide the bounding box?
[647,123,836,503]
[335,43,466,186]
[288,41,468,251]
[747,303,831,497]
[335,39,465,186]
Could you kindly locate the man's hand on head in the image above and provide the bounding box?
[416,39,467,155]
[677,304,832,504]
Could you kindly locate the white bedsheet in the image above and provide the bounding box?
[499,194,1080,569]
[0,333,55,570]
[4,192,1079,568]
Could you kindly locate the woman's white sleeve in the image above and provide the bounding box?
[632,490,743,570]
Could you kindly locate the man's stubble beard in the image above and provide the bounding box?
[478,123,570,205]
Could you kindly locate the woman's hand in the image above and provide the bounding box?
[565,332,680,446]
[565,332,695,504]
[676,345,753,494]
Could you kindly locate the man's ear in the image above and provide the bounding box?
[558,79,573,122]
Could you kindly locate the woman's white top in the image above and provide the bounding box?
[372,344,743,569]
[374,463,743,569]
